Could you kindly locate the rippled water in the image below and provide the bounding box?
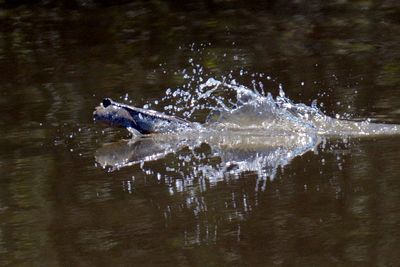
[1,1,400,266]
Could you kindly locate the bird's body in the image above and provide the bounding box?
[93,98,192,134]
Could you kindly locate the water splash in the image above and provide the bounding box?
[96,73,400,178]
[94,70,400,242]
[95,69,400,191]
[153,77,400,137]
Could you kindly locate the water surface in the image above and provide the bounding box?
[1,1,400,266]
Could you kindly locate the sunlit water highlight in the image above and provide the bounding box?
[95,76,400,186]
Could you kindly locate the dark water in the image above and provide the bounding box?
[1,1,400,266]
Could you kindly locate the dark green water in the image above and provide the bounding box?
[1,1,400,266]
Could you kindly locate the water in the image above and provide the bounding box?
[1,1,400,266]
[94,77,399,181]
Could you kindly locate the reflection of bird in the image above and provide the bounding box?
[95,128,319,181]
[95,137,183,170]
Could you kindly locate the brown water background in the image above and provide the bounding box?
[1,1,400,266]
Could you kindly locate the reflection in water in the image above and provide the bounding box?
[94,129,320,252]
[1,1,400,266]
[93,136,400,265]
[91,74,400,265]
[95,129,319,182]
